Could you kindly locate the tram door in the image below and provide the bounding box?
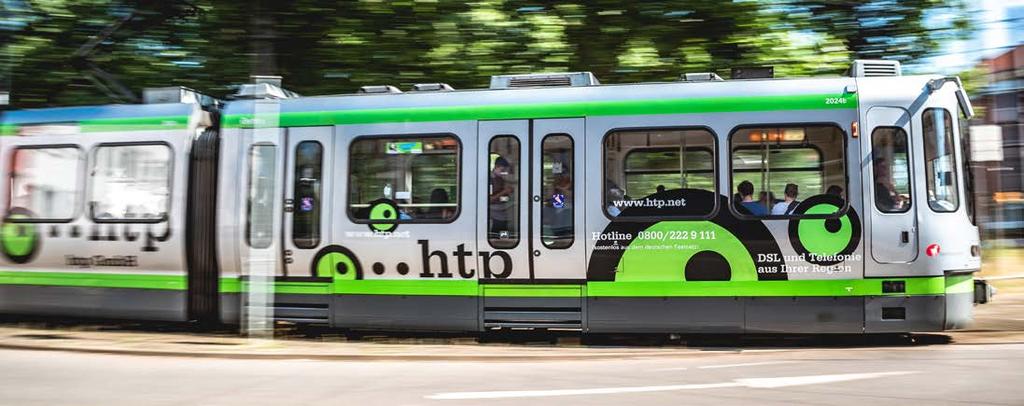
[531,119,586,280]
[478,121,530,279]
[478,118,586,281]
[865,107,918,263]
[242,125,333,279]
[280,127,333,278]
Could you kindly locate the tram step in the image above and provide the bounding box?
[245,303,330,324]
[483,306,583,330]
[484,310,582,323]
[274,317,330,324]
[273,305,329,321]
[483,322,583,330]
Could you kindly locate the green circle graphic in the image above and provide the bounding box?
[796,203,852,257]
[316,251,358,280]
[368,201,399,232]
[311,245,363,281]
[369,203,397,221]
[0,212,38,263]
[616,221,756,282]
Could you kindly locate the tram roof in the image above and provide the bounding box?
[1,68,947,134]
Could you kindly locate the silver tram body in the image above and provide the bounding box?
[0,61,986,333]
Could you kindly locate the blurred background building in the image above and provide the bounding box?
[973,43,1024,245]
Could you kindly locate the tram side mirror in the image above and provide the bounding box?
[955,87,974,120]
[929,76,974,120]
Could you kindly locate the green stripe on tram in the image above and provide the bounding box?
[0,272,959,298]
[944,274,974,294]
[334,279,478,296]
[0,271,186,290]
[223,92,858,128]
[219,279,332,295]
[482,284,583,298]
[0,116,190,135]
[78,115,190,132]
[587,277,948,297]
[219,279,480,296]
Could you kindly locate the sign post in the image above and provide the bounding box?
[243,98,282,340]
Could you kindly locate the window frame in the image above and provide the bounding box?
[345,133,463,225]
[922,107,961,214]
[870,126,913,215]
[245,143,278,249]
[486,135,522,250]
[726,122,850,220]
[87,141,175,224]
[291,140,324,249]
[539,132,575,249]
[7,144,84,224]
[601,126,720,222]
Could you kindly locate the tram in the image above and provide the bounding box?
[0,60,989,333]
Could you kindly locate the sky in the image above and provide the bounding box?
[921,0,1024,74]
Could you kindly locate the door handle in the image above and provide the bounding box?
[533,195,541,202]
[900,231,909,244]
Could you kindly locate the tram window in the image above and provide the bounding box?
[348,135,459,222]
[923,108,959,213]
[89,144,172,222]
[292,141,322,249]
[871,127,912,213]
[246,144,277,249]
[8,146,81,221]
[730,125,846,217]
[541,134,573,249]
[603,128,716,218]
[487,136,520,249]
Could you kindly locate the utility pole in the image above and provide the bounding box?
[244,0,280,339]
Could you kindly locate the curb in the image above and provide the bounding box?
[0,342,715,361]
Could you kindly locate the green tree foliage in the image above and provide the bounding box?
[0,0,973,107]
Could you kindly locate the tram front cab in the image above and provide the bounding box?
[859,73,986,333]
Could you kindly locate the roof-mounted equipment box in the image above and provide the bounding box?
[848,60,902,77]
[359,85,403,94]
[410,83,454,92]
[489,72,599,89]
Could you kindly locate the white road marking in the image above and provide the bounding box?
[426,371,918,400]
[735,371,917,388]
[697,361,794,369]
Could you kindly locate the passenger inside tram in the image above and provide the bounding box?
[730,125,847,217]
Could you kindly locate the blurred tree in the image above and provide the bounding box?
[0,0,975,107]
[2,0,207,106]
[790,0,974,62]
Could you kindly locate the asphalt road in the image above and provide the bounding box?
[1,342,1022,405]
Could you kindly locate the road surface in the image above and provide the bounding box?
[1,342,1021,405]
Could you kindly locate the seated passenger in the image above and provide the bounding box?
[826,185,844,198]
[429,188,453,219]
[771,183,800,215]
[737,180,768,216]
[606,183,625,217]
[396,199,414,220]
[873,157,904,211]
